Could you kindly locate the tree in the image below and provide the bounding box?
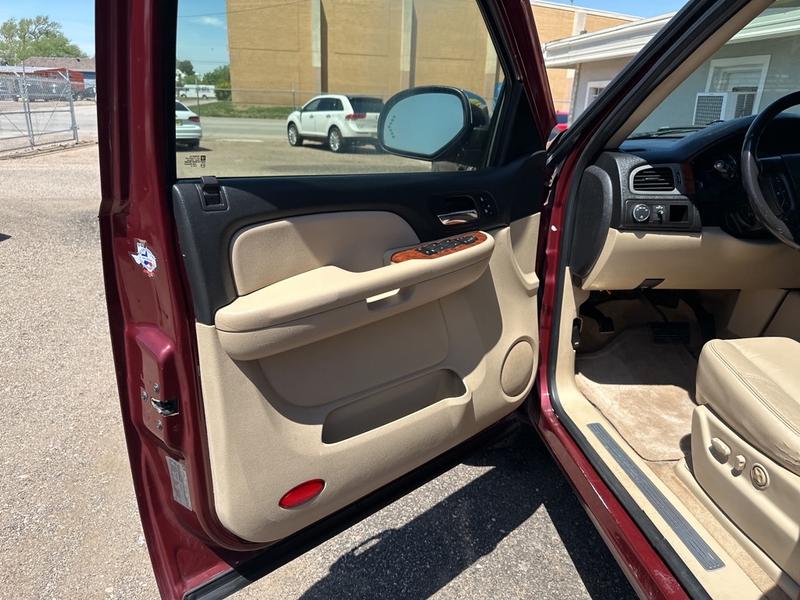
[202,65,229,87]
[0,16,85,65]
[176,59,195,77]
[176,59,198,86]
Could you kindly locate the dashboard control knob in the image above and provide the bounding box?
[632,203,651,223]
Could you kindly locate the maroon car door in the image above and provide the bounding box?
[96,1,555,598]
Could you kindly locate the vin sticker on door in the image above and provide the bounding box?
[166,456,192,510]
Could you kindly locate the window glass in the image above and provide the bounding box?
[317,98,337,111]
[175,0,506,178]
[350,97,384,114]
[630,0,800,138]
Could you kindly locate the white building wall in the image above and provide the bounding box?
[570,57,630,120]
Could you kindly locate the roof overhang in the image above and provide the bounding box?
[543,13,673,68]
[543,7,800,69]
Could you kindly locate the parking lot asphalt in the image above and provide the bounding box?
[0,142,634,599]
[178,116,428,177]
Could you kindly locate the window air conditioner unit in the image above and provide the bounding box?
[693,92,728,126]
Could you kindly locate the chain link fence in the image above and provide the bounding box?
[0,73,80,153]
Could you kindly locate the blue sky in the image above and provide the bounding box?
[547,0,684,18]
[1,0,686,72]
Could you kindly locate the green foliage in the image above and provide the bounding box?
[176,59,195,77]
[202,65,230,87]
[214,81,231,101]
[0,16,85,65]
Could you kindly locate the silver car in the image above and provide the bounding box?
[175,100,202,149]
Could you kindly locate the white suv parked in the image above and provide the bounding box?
[286,95,384,152]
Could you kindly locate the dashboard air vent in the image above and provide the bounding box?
[632,167,675,192]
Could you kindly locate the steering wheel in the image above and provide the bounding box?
[742,90,800,250]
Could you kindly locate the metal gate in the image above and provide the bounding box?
[0,73,79,153]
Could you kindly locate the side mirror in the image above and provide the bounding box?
[379,86,484,165]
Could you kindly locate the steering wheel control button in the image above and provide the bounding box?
[710,437,731,462]
[632,203,651,223]
[751,464,770,489]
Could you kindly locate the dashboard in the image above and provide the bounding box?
[613,113,800,237]
[569,113,800,290]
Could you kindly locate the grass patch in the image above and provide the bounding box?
[192,102,293,119]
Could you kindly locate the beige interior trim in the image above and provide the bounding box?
[196,211,541,543]
[230,211,420,296]
[722,289,788,339]
[695,337,800,475]
[607,0,773,146]
[216,234,494,359]
[551,273,789,597]
[553,385,768,598]
[692,406,800,583]
[582,227,800,290]
[764,290,800,341]
[675,460,800,600]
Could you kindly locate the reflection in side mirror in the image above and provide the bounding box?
[379,87,471,161]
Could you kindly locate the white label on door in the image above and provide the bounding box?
[166,456,192,510]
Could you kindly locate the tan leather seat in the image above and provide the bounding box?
[696,337,800,476]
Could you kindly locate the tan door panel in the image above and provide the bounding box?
[231,211,421,296]
[196,211,540,543]
[216,234,494,359]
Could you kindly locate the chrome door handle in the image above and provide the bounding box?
[437,209,478,226]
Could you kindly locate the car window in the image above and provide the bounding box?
[175,0,506,178]
[629,0,800,139]
[175,101,189,112]
[350,97,384,113]
[317,98,336,111]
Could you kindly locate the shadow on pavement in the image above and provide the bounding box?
[299,425,634,600]
[299,142,383,155]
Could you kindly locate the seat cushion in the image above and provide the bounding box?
[696,337,800,475]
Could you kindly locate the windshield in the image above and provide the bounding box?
[629,0,800,139]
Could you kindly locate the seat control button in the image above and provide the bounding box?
[751,464,770,489]
[733,454,746,474]
[710,437,731,462]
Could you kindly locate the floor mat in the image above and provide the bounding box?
[576,327,696,462]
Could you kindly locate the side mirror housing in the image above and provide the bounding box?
[378,86,486,167]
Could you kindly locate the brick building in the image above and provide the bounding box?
[226,0,636,112]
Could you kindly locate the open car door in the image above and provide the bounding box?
[97,1,555,598]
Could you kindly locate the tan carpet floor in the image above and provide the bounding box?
[576,327,697,462]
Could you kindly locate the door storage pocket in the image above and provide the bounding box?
[322,369,468,443]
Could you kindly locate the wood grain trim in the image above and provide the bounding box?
[391,231,487,263]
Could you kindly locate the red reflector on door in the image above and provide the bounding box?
[279,479,325,508]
